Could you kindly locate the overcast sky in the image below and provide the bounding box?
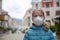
[2,0,32,19]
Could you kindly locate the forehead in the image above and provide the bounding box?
[33,10,43,16]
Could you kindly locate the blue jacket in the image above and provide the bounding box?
[23,25,54,40]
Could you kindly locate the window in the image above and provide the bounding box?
[46,20,51,25]
[46,11,50,16]
[45,2,50,7]
[56,2,59,7]
[56,11,60,15]
[29,10,31,13]
[28,17,30,26]
[28,23,30,26]
[36,3,38,9]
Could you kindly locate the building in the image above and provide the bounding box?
[41,0,60,35]
[31,0,42,9]
[22,8,33,29]
[12,18,22,30]
[0,0,9,28]
[31,0,60,26]
[22,0,60,28]
[22,0,42,29]
[41,0,60,25]
[0,0,2,14]
[0,10,13,29]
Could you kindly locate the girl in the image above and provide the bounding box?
[23,9,54,40]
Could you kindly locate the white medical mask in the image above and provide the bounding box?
[33,16,44,26]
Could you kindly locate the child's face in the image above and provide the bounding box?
[32,10,45,21]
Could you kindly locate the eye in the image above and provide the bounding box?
[34,15,37,17]
[39,15,42,17]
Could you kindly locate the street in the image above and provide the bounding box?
[0,32,24,40]
[0,32,60,40]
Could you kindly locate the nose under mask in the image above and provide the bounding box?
[33,16,44,26]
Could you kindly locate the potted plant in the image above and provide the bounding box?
[50,25,57,36]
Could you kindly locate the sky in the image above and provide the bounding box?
[2,0,32,19]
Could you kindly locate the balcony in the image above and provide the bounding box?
[0,15,4,21]
[32,0,41,2]
[42,0,53,2]
[0,15,9,21]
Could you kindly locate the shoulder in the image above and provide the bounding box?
[48,29,53,35]
[48,29,53,33]
[25,28,34,35]
[48,29,54,40]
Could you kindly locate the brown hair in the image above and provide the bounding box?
[32,9,44,16]
[32,9,49,31]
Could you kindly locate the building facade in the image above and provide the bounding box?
[31,0,60,25]
[22,0,60,31]
[22,8,33,29]
[12,18,22,30]
[0,10,15,30]
[0,0,2,14]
